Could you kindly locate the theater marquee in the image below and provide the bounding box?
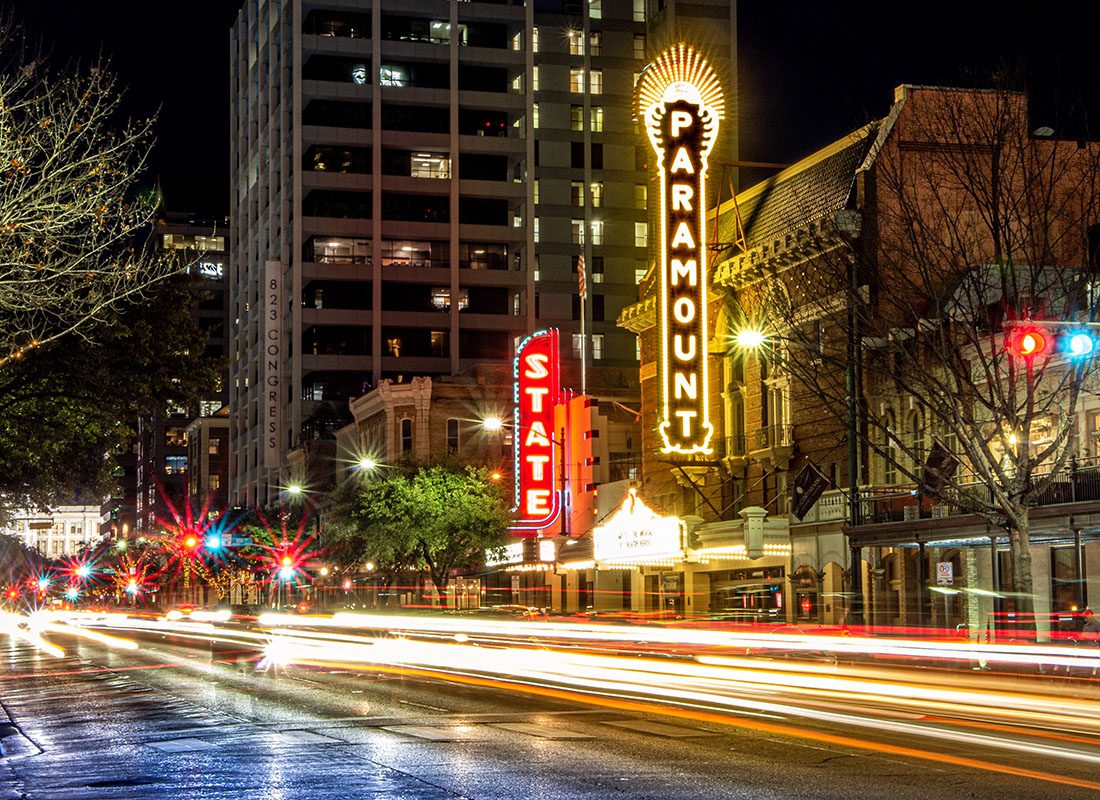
[638,44,724,456]
[511,328,561,533]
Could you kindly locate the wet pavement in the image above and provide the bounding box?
[1,634,1096,800]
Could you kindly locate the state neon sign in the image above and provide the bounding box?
[512,329,561,532]
[638,44,724,455]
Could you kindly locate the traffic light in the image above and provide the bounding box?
[1006,326,1099,361]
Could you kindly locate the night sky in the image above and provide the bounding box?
[8,1,1097,217]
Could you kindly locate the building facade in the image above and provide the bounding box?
[4,504,104,559]
[228,0,737,509]
[614,84,1100,632]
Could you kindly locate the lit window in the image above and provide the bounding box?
[590,182,603,208]
[513,292,521,315]
[635,267,647,284]
[571,219,585,245]
[591,220,604,245]
[571,181,584,207]
[379,65,408,87]
[633,34,646,60]
[592,334,604,360]
[569,68,585,93]
[210,475,221,490]
[532,66,539,91]
[568,30,584,56]
[532,26,539,52]
[532,102,539,128]
[634,183,647,209]
[430,330,448,357]
[572,333,584,358]
[634,222,648,247]
[589,70,603,94]
[431,288,469,310]
[591,106,603,132]
[387,337,402,357]
[533,179,540,205]
[589,32,601,56]
[512,31,523,51]
[570,105,584,131]
[635,337,642,360]
[351,65,367,85]
[633,0,645,22]
[410,152,450,179]
[533,217,540,243]
[590,0,602,19]
[512,73,524,93]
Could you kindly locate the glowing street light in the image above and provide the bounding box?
[286,483,304,496]
[356,457,377,472]
[735,328,767,349]
[36,577,49,592]
[64,587,80,601]
[481,416,504,432]
[74,565,91,580]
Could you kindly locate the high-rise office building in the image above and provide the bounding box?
[229,0,736,508]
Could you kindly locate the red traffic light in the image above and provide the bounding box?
[1008,329,1047,359]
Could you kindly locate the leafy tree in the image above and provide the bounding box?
[0,272,220,517]
[327,461,512,606]
[0,25,177,361]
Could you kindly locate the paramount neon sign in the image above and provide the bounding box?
[511,329,561,532]
[638,44,724,455]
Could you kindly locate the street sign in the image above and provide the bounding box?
[226,536,253,548]
[936,561,953,586]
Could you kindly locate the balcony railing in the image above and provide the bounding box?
[725,434,747,458]
[754,424,793,451]
[855,455,1100,525]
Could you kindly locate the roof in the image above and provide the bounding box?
[710,122,880,283]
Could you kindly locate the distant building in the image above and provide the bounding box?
[102,213,230,536]
[228,0,737,509]
[4,504,104,559]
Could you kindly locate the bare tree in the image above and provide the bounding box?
[733,83,1100,630]
[0,25,176,364]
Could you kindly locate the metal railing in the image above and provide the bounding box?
[855,455,1100,525]
[724,434,747,458]
[754,424,794,450]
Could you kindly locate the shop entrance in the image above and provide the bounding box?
[710,566,785,623]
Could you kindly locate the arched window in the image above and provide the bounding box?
[882,410,898,485]
[908,408,925,478]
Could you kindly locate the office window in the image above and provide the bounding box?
[570,105,583,131]
[533,179,540,205]
[531,26,539,52]
[590,182,603,207]
[592,295,605,321]
[512,31,523,51]
[635,263,648,284]
[571,141,585,168]
[410,152,450,179]
[210,475,221,490]
[379,65,408,87]
[590,0,602,19]
[447,418,460,453]
[633,0,645,22]
[571,333,584,358]
[512,73,524,93]
[569,68,585,93]
[591,219,604,245]
[568,30,584,56]
[592,334,604,360]
[532,65,539,91]
[633,34,646,60]
[589,70,603,94]
[533,217,540,243]
[513,292,521,315]
[634,222,648,247]
[591,106,603,132]
[387,337,402,357]
[571,219,585,245]
[589,32,601,56]
[401,418,413,453]
[591,143,603,169]
[591,255,604,283]
[571,181,584,207]
[209,438,220,455]
[635,337,642,360]
[430,330,448,357]
[635,183,647,209]
[532,102,539,129]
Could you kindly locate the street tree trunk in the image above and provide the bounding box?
[1006,511,1035,637]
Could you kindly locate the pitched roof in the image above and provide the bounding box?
[710,122,880,280]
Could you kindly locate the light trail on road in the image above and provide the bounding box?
[12,608,1100,792]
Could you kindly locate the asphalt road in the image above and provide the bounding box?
[1,629,1098,800]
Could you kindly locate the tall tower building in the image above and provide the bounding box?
[229,0,736,508]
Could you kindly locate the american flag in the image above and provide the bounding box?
[577,253,586,299]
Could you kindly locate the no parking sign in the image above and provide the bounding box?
[936,561,954,586]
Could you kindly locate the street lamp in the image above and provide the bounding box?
[356,457,378,472]
[734,328,768,349]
